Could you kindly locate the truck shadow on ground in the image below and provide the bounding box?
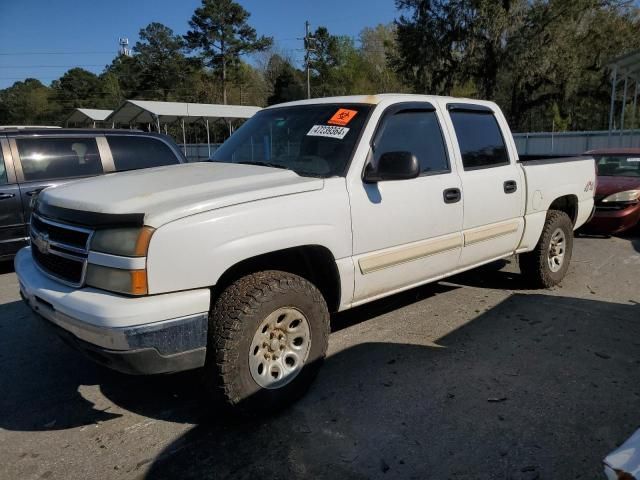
[0,279,458,433]
[141,293,640,480]
[0,260,15,275]
[1,277,639,478]
[445,258,533,291]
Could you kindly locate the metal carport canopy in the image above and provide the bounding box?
[66,108,113,126]
[107,100,262,157]
[106,100,261,125]
[607,50,640,141]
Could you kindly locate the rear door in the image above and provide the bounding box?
[444,104,525,267]
[10,135,104,221]
[0,138,26,257]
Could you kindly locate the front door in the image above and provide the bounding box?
[349,103,464,304]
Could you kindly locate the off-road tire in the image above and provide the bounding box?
[204,270,329,414]
[520,210,574,288]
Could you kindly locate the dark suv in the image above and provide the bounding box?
[0,129,185,260]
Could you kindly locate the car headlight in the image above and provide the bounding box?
[91,226,154,257]
[601,190,640,203]
[85,264,148,295]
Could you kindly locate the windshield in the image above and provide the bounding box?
[595,155,640,177]
[212,104,372,177]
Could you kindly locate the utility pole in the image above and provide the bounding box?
[303,21,315,99]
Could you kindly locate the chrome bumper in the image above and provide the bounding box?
[16,247,210,374]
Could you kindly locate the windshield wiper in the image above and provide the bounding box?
[237,161,289,170]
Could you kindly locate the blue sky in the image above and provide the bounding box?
[0,0,399,89]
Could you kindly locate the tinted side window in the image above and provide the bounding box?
[449,111,509,170]
[16,137,102,181]
[0,145,7,185]
[107,136,179,171]
[374,111,449,175]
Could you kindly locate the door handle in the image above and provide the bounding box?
[443,188,461,204]
[0,193,15,200]
[26,188,45,197]
[504,180,517,194]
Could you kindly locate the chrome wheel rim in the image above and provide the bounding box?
[547,227,566,273]
[249,307,311,389]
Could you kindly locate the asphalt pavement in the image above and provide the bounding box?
[0,233,639,479]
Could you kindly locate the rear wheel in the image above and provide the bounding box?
[205,270,329,414]
[520,210,574,288]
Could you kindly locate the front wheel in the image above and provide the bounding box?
[205,271,329,414]
[520,210,574,288]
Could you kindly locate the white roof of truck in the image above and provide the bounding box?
[266,93,498,110]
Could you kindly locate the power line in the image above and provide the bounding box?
[0,64,107,68]
[0,51,115,56]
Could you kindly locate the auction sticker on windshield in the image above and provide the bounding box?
[328,108,358,126]
[307,125,350,139]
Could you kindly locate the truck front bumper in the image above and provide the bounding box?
[15,247,211,375]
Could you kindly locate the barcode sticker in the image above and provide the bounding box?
[307,125,350,139]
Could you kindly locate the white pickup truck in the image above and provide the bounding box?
[16,94,595,413]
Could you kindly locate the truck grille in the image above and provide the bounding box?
[30,214,92,286]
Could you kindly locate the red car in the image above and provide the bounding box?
[584,148,640,234]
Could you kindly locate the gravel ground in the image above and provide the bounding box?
[0,233,639,480]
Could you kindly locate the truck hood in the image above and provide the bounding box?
[40,162,324,227]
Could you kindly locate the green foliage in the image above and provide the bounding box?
[394,0,640,131]
[307,24,406,97]
[134,22,195,101]
[103,54,142,100]
[267,60,305,105]
[185,0,272,103]
[2,1,640,135]
[0,79,52,125]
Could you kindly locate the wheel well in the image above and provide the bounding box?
[548,195,578,225]
[212,245,341,312]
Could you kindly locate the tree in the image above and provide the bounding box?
[392,0,640,131]
[227,62,269,106]
[103,53,143,100]
[50,68,103,118]
[134,22,194,101]
[98,72,124,109]
[358,23,407,93]
[185,0,272,104]
[267,60,305,105]
[0,79,52,125]
[393,0,471,95]
[308,27,361,96]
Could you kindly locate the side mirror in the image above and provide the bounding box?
[363,151,420,183]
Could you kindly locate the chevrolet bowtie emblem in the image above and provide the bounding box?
[33,231,51,255]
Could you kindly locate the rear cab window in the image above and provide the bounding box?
[448,106,510,170]
[106,136,180,171]
[16,137,103,181]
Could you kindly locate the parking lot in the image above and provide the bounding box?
[0,233,638,480]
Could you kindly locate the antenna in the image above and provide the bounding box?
[118,37,130,57]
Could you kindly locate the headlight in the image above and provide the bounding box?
[601,190,640,203]
[91,226,154,257]
[85,264,148,295]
